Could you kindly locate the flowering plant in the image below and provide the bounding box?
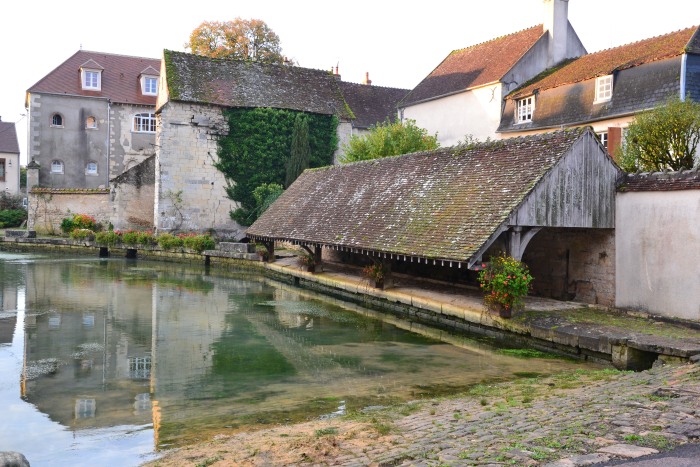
[362,262,385,283]
[478,253,533,314]
[298,251,318,267]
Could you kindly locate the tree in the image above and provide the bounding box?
[186,18,284,64]
[285,114,311,188]
[340,119,439,163]
[252,183,284,217]
[617,96,700,172]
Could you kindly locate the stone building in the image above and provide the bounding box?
[25,50,161,189]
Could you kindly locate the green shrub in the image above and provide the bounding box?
[181,234,215,253]
[95,230,121,246]
[69,229,95,240]
[60,217,75,234]
[0,193,24,211]
[0,209,28,228]
[157,233,184,250]
[136,230,157,246]
[121,230,139,246]
[61,213,99,234]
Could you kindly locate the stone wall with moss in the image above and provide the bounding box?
[28,189,111,234]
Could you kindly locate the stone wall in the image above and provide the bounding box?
[27,189,111,234]
[110,155,155,230]
[522,228,616,306]
[155,101,244,238]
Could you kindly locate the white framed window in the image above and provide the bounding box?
[51,160,64,174]
[516,96,535,123]
[597,131,608,149]
[133,113,156,133]
[128,356,151,379]
[142,76,158,96]
[86,161,98,175]
[82,69,101,90]
[85,116,97,129]
[0,158,5,182]
[51,113,64,127]
[595,75,613,103]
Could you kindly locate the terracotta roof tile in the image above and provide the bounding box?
[401,25,545,107]
[164,50,353,119]
[510,26,699,100]
[0,120,20,154]
[248,128,588,262]
[27,50,160,106]
[338,81,408,129]
[619,170,700,192]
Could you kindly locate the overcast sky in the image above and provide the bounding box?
[2,0,699,164]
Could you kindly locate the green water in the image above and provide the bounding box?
[0,251,595,466]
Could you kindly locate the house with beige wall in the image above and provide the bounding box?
[499,25,700,157]
[0,117,20,196]
[399,0,586,145]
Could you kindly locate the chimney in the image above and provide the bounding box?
[362,72,372,85]
[543,0,569,67]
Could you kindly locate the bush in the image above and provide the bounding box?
[0,209,27,228]
[69,229,95,240]
[478,253,533,313]
[61,213,99,234]
[0,193,24,211]
[181,233,215,253]
[157,233,184,250]
[95,230,121,246]
[121,230,139,246]
[136,230,157,246]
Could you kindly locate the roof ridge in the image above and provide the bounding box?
[340,81,409,92]
[588,25,697,55]
[450,24,542,54]
[77,49,159,61]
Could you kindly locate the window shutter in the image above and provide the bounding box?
[608,127,622,156]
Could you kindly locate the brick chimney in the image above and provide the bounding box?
[362,72,372,85]
[543,0,570,67]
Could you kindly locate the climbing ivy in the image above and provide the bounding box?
[215,107,338,226]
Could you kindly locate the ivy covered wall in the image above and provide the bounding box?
[215,107,338,226]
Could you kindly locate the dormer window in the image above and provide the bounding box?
[595,75,613,103]
[141,76,158,95]
[80,59,104,91]
[516,96,535,123]
[139,66,160,96]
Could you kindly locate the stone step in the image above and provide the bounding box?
[203,250,261,261]
[4,230,36,238]
[217,242,255,254]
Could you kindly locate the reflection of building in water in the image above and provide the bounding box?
[0,315,16,345]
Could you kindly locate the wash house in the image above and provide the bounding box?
[248,128,622,306]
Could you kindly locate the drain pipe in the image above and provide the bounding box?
[680,54,687,101]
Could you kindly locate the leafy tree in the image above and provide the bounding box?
[617,96,700,172]
[252,183,284,217]
[186,18,284,64]
[340,119,439,163]
[285,114,311,187]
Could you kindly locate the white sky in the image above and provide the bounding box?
[2,0,699,164]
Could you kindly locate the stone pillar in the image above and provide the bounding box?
[381,258,394,289]
[26,159,40,230]
[313,245,322,265]
[264,241,275,262]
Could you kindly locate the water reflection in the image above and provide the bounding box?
[0,252,596,466]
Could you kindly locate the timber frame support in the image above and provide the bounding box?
[507,226,541,261]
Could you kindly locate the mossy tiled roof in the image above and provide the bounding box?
[509,26,699,100]
[248,128,587,263]
[620,170,700,192]
[400,25,544,107]
[163,50,353,119]
[338,81,408,129]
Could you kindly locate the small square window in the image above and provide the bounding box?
[51,114,64,127]
[143,76,158,95]
[595,75,613,103]
[86,162,98,175]
[82,70,101,91]
[597,132,608,149]
[516,96,535,123]
[51,160,64,174]
[86,116,97,129]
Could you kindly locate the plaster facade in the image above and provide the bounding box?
[0,151,20,195]
[616,190,700,320]
[27,190,111,234]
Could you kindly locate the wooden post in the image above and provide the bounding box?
[381,258,394,289]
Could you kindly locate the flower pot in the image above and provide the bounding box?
[306,263,315,273]
[498,305,512,319]
[373,278,384,289]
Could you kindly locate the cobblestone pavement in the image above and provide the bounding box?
[148,363,700,467]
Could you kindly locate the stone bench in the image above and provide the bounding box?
[4,230,36,238]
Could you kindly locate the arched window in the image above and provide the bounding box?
[51,160,64,174]
[133,113,156,133]
[86,161,98,175]
[51,113,63,127]
[86,116,97,129]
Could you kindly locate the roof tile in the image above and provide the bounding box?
[338,81,408,129]
[0,120,20,154]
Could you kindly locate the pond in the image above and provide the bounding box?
[0,251,596,466]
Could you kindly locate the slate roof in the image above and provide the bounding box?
[338,82,408,129]
[509,26,699,100]
[163,50,353,119]
[400,25,545,107]
[26,50,160,106]
[0,120,20,154]
[248,127,589,263]
[619,170,700,192]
